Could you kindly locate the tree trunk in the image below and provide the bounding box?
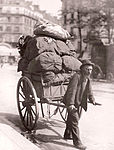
[77,10,82,54]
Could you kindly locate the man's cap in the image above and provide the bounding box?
[80,59,95,69]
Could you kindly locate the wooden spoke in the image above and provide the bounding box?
[23,108,27,120]
[19,92,25,100]
[20,106,25,111]
[31,107,37,116]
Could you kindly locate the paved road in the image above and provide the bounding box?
[0,64,114,150]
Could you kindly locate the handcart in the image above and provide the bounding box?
[17,71,73,131]
[17,71,101,131]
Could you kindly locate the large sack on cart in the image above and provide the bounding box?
[66,40,77,57]
[36,36,57,55]
[62,55,82,72]
[33,18,71,41]
[23,36,57,61]
[17,37,39,72]
[17,35,33,57]
[55,40,71,56]
[28,52,62,73]
[23,37,39,62]
[42,71,74,84]
[53,72,75,83]
[18,36,58,72]
[30,71,74,84]
[17,58,29,72]
[55,40,77,57]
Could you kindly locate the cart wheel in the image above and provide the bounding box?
[17,76,39,131]
[58,101,68,122]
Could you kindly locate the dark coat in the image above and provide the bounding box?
[63,72,95,111]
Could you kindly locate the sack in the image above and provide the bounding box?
[62,56,82,71]
[53,72,74,83]
[24,36,57,62]
[17,58,29,72]
[36,36,57,54]
[28,52,62,73]
[42,71,55,83]
[66,40,75,51]
[33,18,71,40]
[24,37,39,62]
[66,40,77,57]
[55,40,77,57]
[43,72,74,84]
[17,35,32,57]
[55,40,70,56]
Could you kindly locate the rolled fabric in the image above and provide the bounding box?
[28,52,62,73]
[62,55,82,72]
[33,18,71,40]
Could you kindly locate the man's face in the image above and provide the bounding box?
[82,65,93,77]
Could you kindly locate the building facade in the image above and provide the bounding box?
[0,0,61,64]
[0,0,44,48]
[0,0,60,48]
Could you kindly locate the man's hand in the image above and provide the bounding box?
[92,101,96,105]
[68,105,77,112]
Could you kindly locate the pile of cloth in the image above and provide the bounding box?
[18,18,82,84]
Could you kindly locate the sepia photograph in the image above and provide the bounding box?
[0,0,114,149]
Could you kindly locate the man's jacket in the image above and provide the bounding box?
[63,72,95,111]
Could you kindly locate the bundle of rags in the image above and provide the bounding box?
[18,19,82,83]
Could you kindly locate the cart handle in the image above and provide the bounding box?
[88,101,102,106]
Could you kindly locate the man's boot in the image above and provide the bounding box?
[73,141,87,149]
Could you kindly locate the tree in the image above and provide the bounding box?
[101,0,114,44]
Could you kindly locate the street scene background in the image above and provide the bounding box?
[0,0,114,150]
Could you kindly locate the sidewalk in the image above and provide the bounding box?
[0,123,40,150]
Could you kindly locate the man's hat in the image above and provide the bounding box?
[80,59,95,69]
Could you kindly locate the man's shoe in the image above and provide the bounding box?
[74,143,86,149]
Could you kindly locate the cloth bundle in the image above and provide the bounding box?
[26,36,82,83]
[33,18,71,41]
[62,55,82,71]
[28,51,62,73]
[18,19,82,83]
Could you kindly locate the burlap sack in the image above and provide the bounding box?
[33,18,71,40]
[62,55,82,71]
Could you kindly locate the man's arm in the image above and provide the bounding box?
[88,79,96,105]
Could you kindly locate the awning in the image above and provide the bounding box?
[0,46,19,56]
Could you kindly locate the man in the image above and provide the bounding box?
[63,59,96,149]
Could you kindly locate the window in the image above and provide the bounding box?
[70,13,74,24]
[0,26,3,31]
[14,26,19,32]
[14,17,20,22]
[6,26,11,32]
[0,8,2,13]
[15,7,19,13]
[24,17,27,24]
[7,16,11,22]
